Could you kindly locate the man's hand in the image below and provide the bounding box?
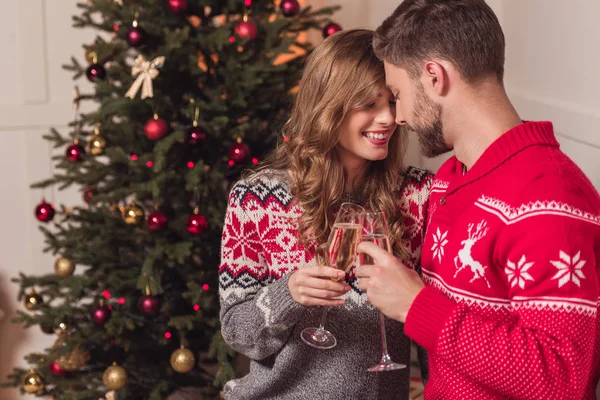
[356,242,425,322]
[288,266,350,306]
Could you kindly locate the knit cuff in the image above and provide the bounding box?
[405,286,456,352]
[265,272,305,324]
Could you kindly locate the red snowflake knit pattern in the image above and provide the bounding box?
[219,167,433,306]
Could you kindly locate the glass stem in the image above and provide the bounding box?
[378,311,391,360]
[311,306,331,342]
[316,306,330,332]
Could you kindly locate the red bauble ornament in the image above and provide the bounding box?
[90,305,111,326]
[188,126,207,145]
[147,210,168,231]
[83,187,95,204]
[144,116,168,141]
[322,22,343,38]
[137,295,160,316]
[49,362,66,376]
[66,142,85,162]
[167,0,188,13]
[126,27,146,47]
[229,142,251,164]
[186,210,208,235]
[281,0,300,17]
[85,63,106,82]
[35,200,55,222]
[234,20,258,40]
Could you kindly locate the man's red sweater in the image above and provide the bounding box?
[406,121,600,399]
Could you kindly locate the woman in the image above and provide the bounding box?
[219,29,432,399]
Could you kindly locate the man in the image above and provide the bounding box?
[356,0,600,399]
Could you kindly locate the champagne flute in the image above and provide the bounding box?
[301,203,364,349]
[360,211,406,372]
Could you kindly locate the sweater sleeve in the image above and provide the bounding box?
[219,182,304,360]
[405,179,599,399]
[402,168,433,383]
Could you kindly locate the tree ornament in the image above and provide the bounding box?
[144,114,168,140]
[168,0,188,13]
[186,208,208,235]
[35,199,55,222]
[25,289,43,311]
[322,21,342,38]
[90,302,112,326]
[86,63,106,82]
[126,13,145,47]
[21,370,44,394]
[102,362,127,390]
[87,127,107,156]
[234,15,258,40]
[40,322,55,334]
[55,319,72,335]
[125,55,165,99]
[83,187,95,204]
[229,139,251,164]
[188,105,206,144]
[54,257,76,278]
[170,346,195,373]
[187,126,206,145]
[137,288,160,316]
[53,335,91,371]
[127,27,145,46]
[122,201,145,224]
[66,139,85,162]
[48,361,66,376]
[280,0,300,17]
[147,209,167,231]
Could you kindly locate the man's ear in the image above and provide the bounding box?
[423,60,449,97]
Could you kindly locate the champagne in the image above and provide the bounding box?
[360,234,391,265]
[327,223,362,273]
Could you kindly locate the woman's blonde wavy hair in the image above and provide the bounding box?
[257,29,409,259]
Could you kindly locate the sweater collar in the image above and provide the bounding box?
[447,121,559,194]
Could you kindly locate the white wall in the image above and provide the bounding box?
[502,1,600,189]
[0,1,93,398]
[0,1,599,399]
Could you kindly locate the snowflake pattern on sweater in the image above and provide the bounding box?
[219,167,432,400]
[405,121,600,400]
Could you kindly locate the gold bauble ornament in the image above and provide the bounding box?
[54,257,76,278]
[53,335,91,371]
[25,289,43,311]
[121,202,145,225]
[87,128,107,156]
[102,362,127,390]
[21,369,44,394]
[170,346,195,373]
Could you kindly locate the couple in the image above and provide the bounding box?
[219,0,600,399]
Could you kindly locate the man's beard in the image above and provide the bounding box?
[408,82,451,158]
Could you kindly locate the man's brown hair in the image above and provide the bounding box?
[373,0,505,83]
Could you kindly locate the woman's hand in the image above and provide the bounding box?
[288,266,351,306]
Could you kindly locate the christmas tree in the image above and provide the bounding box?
[2,0,339,399]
